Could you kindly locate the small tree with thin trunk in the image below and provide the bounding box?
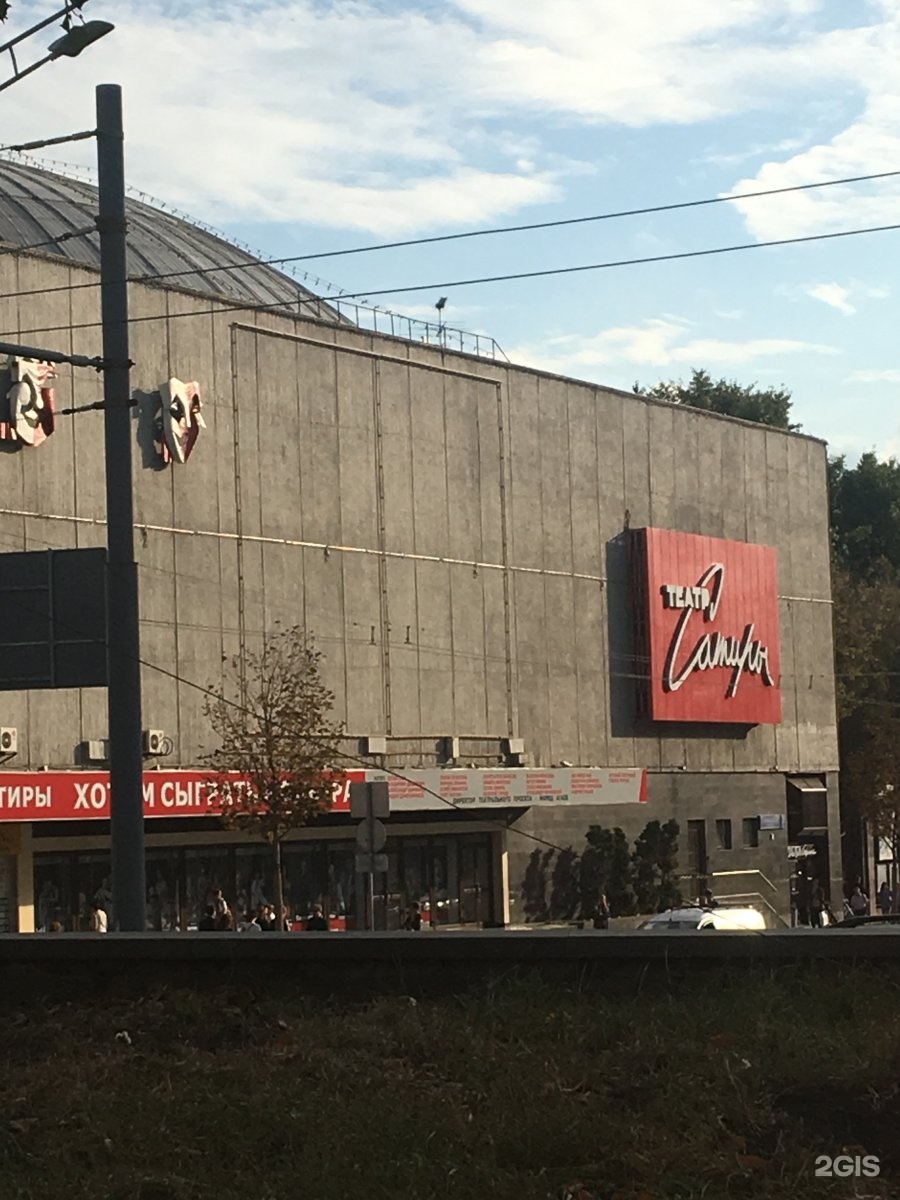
[202,627,344,929]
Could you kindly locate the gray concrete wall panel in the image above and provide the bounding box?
[535,376,573,575]
[0,253,838,785]
[408,369,450,560]
[481,568,511,737]
[413,560,455,734]
[384,556,421,737]
[341,552,385,735]
[444,374,487,564]
[572,576,608,766]
[301,549,348,728]
[505,371,543,571]
[448,567,489,736]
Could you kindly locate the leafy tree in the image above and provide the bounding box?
[829,452,900,583]
[582,826,636,916]
[203,627,344,928]
[843,715,900,908]
[635,368,797,430]
[632,819,682,912]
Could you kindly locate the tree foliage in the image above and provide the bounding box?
[632,819,682,913]
[829,452,900,583]
[828,456,900,886]
[202,627,345,926]
[582,826,636,917]
[635,368,798,430]
[582,821,682,916]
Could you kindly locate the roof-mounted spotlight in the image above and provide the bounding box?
[48,18,113,58]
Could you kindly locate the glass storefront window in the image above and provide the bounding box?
[327,849,355,921]
[31,830,495,932]
[235,847,274,923]
[282,843,328,921]
[145,851,180,931]
[184,849,230,930]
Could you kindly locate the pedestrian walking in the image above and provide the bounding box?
[877,881,893,916]
[403,901,422,931]
[592,892,610,930]
[848,885,869,917]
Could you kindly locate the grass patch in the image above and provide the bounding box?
[0,963,897,1199]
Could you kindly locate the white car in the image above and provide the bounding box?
[639,905,766,931]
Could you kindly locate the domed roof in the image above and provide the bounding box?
[0,157,344,319]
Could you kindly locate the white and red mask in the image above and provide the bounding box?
[1,357,57,447]
[154,377,205,464]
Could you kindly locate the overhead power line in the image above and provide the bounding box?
[326,220,900,302]
[1,165,899,304]
[4,217,900,342]
[126,167,900,287]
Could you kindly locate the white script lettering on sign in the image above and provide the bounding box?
[662,563,775,698]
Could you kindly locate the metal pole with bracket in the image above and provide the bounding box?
[97,83,146,931]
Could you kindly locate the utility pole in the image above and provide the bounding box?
[97,83,145,931]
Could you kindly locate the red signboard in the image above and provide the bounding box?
[0,770,365,822]
[633,528,782,725]
[0,766,647,821]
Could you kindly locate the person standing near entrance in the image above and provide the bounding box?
[88,902,107,933]
[212,888,231,930]
[848,885,869,918]
[809,879,824,928]
[877,882,893,916]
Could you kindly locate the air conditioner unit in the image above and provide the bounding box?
[362,735,387,756]
[0,728,17,755]
[143,729,168,757]
[441,736,460,763]
[85,739,108,763]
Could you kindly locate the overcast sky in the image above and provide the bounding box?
[4,0,900,458]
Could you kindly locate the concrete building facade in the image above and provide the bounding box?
[0,161,839,932]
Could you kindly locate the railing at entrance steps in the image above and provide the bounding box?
[708,868,787,928]
[676,868,786,928]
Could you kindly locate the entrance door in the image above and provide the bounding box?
[687,820,708,878]
[458,837,491,925]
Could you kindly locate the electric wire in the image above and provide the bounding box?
[1,164,899,303]
[5,217,900,343]
[127,167,900,285]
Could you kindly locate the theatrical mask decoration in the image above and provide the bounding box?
[1,356,57,447]
[154,377,205,465]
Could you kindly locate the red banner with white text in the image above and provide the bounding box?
[0,767,646,821]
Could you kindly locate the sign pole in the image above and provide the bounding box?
[366,794,376,932]
[97,83,146,931]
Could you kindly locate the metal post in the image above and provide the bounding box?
[97,83,145,931]
[366,795,376,931]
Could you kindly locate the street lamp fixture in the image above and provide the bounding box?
[0,1,113,94]
[48,18,113,58]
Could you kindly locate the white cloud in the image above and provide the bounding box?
[806,282,855,314]
[847,369,900,383]
[507,316,838,376]
[0,0,886,236]
[726,6,900,240]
